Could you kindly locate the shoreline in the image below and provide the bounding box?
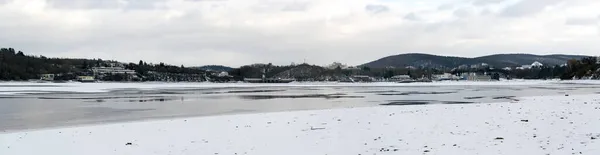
[0,80,584,95]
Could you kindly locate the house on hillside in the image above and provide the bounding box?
[92,67,136,75]
[77,76,95,82]
[470,63,490,69]
[517,61,544,70]
[531,61,543,68]
[40,74,55,81]
[433,73,458,81]
[463,73,492,81]
[388,75,412,82]
[351,75,374,82]
[91,67,137,81]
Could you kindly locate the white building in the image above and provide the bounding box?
[531,61,543,67]
[463,73,492,81]
[517,61,543,70]
[389,75,412,82]
[40,74,55,81]
[92,67,136,75]
[432,73,458,81]
[517,65,530,70]
[216,72,230,77]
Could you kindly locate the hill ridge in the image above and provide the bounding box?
[362,53,589,68]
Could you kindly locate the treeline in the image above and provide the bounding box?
[122,61,207,81]
[451,66,569,80]
[0,48,95,80]
[563,57,599,79]
[228,57,599,81]
[2,47,598,81]
[228,63,445,81]
[123,61,205,76]
[0,47,207,81]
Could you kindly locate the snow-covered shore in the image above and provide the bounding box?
[2,94,599,155]
[1,80,592,95]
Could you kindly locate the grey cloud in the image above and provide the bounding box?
[480,9,492,16]
[185,0,228,1]
[565,17,598,26]
[437,4,454,11]
[403,12,420,21]
[4,0,600,67]
[124,0,166,10]
[252,1,310,13]
[365,4,390,14]
[47,0,165,10]
[281,2,309,12]
[47,0,121,9]
[473,0,505,6]
[500,0,564,17]
[453,8,471,18]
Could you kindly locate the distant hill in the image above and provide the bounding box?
[362,53,589,68]
[193,65,233,72]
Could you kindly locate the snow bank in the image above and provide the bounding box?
[2,94,599,155]
[0,80,565,94]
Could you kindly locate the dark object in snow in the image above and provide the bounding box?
[521,120,529,122]
[592,137,597,140]
[495,137,504,140]
[565,94,569,96]
[424,150,430,153]
[125,142,132,146]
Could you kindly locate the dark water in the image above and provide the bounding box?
[1,84,599,131]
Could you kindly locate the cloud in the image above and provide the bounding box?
[403,12,420,21]
[500,0,565,17]
[365,4,389,14]
[565,17,598,26]
[46,0,167,10]
[472,0,505,6]
[453,8,472,18]
[1,0,600,67]
[437,4,454,11]
[47,0,122,9]
[281,2,308,12]
[480,9,492,16]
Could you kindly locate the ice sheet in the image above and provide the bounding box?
[0,80,569,95]
[1,94,599,155]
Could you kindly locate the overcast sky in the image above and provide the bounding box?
[1,0,599,67]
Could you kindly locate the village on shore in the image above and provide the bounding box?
[2,47,600,83]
